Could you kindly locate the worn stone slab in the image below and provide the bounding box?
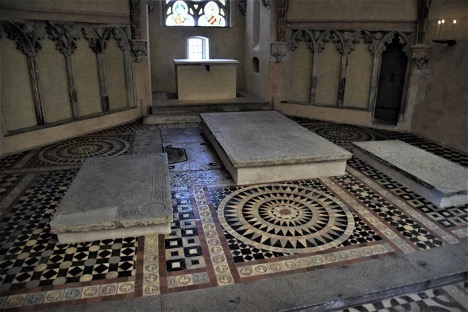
[200,111,352,184]
[352,140,468,208]
[50,154,172,243]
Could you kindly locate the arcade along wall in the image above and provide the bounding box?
[0,0,151,156]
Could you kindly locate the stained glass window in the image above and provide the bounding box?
[165,0,230,27]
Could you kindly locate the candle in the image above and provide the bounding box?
[450,19,456,39]
[437,20,441,39]
[440,19,445,39]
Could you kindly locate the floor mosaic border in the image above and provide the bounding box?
[1,119,467,311]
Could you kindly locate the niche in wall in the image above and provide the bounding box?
[252,57,259,73]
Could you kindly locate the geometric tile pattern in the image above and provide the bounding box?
[332,173,444,250]
[1,119,467,310]
[0,174,22,198]
[37,136,130,166]
[340,281,468,312]
[218,184,356,254]
[300,123,384,150]
[0,152,27,171]
[348,157,468,229]
[165,189,205,272]
[0,170,137,293]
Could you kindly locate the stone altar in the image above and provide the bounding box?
[174,59,238,101]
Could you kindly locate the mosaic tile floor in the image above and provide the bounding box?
[0,118,467,311]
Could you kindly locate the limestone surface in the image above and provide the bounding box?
[50,154,172,242]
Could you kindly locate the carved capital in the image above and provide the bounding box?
[262,0,270,8]
[82,26,112,54]
[411,44,432,69]
[270,41,288,63]
[112,27,130,51]
[130,40,148,63]
[46,22,79,56]
[239,0,247,16]
[2,21,42,57]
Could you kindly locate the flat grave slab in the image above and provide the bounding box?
[352,140,468,208]
[50,154,172,243]
[200,111,352,184]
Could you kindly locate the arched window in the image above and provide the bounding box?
[165,0,230,27]
[187,36,210,59]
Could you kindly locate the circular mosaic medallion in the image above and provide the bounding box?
[218,184,355,254]
[39,136,129,165]
[305,124,377,145]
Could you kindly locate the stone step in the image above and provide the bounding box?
[50,154,173,243]
[201,111,352,184]
[352,140,468,208]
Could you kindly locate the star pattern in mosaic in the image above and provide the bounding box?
[37,136,130,166]
[218,184,355,253]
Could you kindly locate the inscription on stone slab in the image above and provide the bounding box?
[50,154,172,235]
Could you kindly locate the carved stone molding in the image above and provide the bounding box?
[82,26,112,54]
[270,41,288,63]
[288,28,414,109]
[111,27,131,51]
[2,21,42,57]
[2,21,45,125]
[130,0,141,39]
[239,0,247,16]
[276,0,289,42]
[130,40,148,63]
[261,0,270,9]
[411,44,432,69]
[46,22,80,119]
[45,22,78,56]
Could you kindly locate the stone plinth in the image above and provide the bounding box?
[174,59,238,101]
[352,140,468,208]
[50,154,172,243]
[201,111,352,184]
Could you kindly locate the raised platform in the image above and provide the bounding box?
[352,140,468,208]
[200,111,352,184]
[50,154,172,243]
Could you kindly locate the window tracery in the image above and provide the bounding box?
[164,0,230,27]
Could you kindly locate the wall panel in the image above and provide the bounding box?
[344,43,372,109]
[288,42,312,103]
[37,39,72,123]
[315,43,341,106]
[74,39,102,116]
[0,37,37,131]
[105,39,127,111]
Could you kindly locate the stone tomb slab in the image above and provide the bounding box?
[50,154,172,243]
[352,140,468,208]
[200,111,352,184]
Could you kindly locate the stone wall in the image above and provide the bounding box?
[409,0,468,153]
[275,0,419,130]
[0,0,151,157]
